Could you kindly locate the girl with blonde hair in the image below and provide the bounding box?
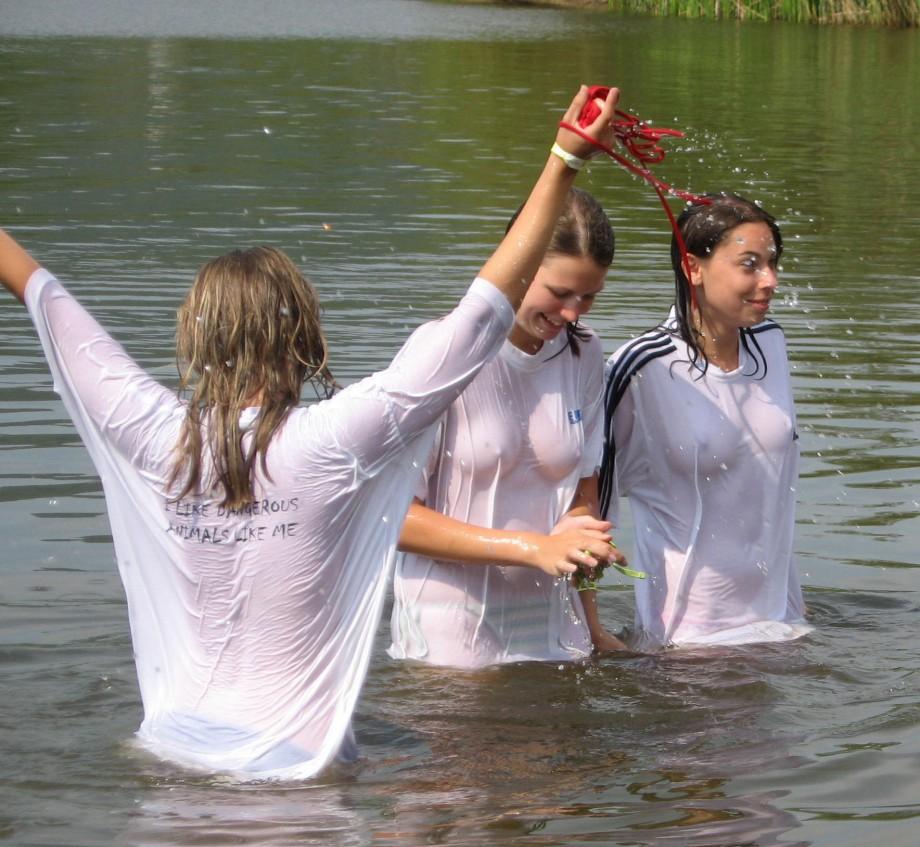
[0,85,620,780]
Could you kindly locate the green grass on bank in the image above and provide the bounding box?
[606,0,919,25]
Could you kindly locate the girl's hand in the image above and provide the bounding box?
[555,85,620,162]
[550,512,611,537]
[552,513,628,569]
[591,627,629,653]
[521,524,612,578]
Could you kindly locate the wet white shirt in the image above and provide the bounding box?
[25,268,513,780]
[389,328,605,668]
[602,314,810,650]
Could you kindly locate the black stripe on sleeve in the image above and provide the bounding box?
[599,332,676,516]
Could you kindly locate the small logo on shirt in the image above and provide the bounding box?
[567,409,583,424]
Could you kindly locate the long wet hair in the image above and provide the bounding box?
[671,192,783,375]
[169,246,335,509]
[507,187,615,356]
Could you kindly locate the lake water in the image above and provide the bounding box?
[1,2,918,845]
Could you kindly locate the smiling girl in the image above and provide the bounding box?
[389,187,628,668]
[599,193,811,650]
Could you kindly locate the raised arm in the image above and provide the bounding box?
[1,227,181,477]
[398,498,615,579]
[325,86,622,475]
[0,229,41,303]
[480,85,620,310]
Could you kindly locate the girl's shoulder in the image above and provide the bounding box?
[602,326,679,413]
[741,318,789,365]
[606,325,679,378]
[573,321,603,356]
[743,318,786,346]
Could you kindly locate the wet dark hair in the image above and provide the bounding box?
[506,187,615,356]
[670,192,783,376]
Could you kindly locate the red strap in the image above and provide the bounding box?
[565,86,710,310]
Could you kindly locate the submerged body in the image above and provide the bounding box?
[604,312,810,650]
[27,268,512,777]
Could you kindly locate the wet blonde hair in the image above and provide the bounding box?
[169,246,334,509]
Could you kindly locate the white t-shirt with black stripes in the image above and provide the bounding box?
[602,314,810,649]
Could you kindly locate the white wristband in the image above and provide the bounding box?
[550,142,587,171]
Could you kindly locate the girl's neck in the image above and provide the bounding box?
[694,312,739,372]
[508,324,544,355]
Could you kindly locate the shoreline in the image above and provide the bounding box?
[448,0,919,26]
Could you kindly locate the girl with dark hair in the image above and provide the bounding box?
[0,85,621,779]
[599,193,810,651]
[389,186,629,669]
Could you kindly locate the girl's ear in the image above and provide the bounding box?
[686,255,704,287]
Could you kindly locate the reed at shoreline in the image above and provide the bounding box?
[607,0,919,25]
[493,0,919,26]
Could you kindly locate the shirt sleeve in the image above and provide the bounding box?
[413,418,445,502]
[25,269,182,480]
[315,277,514,479]
[577,331,606,478]
[600,347,646,522]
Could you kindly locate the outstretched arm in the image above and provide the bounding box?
[325,86,622,476]
[479,85,619,311]
[398,498,615,579]
[0,230,41,303]
[2,227,181,476]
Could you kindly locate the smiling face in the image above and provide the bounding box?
[508,254,607,353]
[689,221,780,337]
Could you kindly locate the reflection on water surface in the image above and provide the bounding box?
[0,3,918,845]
